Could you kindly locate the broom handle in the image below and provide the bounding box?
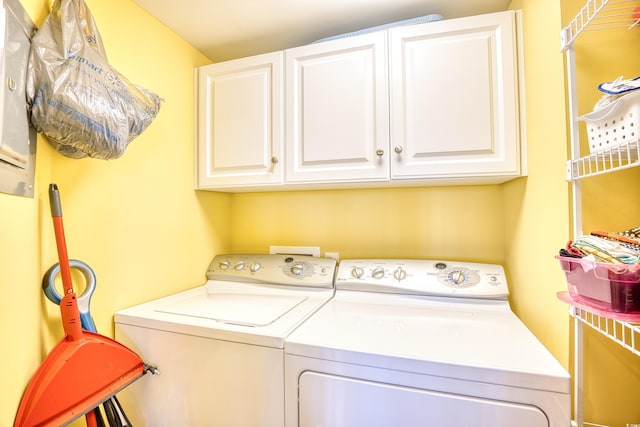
[51,217,74,295]
[49,184,83,341]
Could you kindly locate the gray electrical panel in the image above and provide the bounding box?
[0,0,36,198]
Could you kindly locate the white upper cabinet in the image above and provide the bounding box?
[285,32,390,184]
[195,10,525,191]
[389,11,522,182]
[196,52,283,189]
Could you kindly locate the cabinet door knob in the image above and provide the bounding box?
[271,156,279,164]
[394,146,403,154]
[376,149,384,157]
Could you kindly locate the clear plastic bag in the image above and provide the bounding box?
[26,0,162,159]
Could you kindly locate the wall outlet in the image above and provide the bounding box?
[269,246,320,257]
[324,252,340,260]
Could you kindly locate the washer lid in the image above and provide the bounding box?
[114,281,334,348]
[156,293,307,327]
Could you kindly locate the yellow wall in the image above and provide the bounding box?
[504,0,571,368]
[0,0,230,424]
[2,0,639,425]
[229,186,505,261]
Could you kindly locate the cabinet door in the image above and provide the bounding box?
[196,52,283,189]
[389,11,522,182]
[285,33,389,184]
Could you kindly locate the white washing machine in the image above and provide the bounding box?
[285,259,571,427]
[114,254,336,426]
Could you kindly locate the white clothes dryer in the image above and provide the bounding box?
[114,254,336,426]
[285,259,571,427]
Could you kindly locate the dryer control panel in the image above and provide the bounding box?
[335,259,509,299]
[207,254,337,288]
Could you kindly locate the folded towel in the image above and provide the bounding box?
[572,235,640,264]
[592,230,640,247]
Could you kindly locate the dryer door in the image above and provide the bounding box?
[298,372,549,427]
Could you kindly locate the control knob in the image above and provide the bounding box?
[218,261,230,270]
[351,266,364,279]
[371,267,385,279]
[290,263,305,276]
[250,262,262,273]
[234,261,245,271]
[438,267,480,288]
[393,267,407,281]
[449,270,465,285]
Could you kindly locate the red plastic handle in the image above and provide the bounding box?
[52,217,74,295]
[50,187,83,341]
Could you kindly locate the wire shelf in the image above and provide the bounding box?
[561,0,640,50]
[570,306,640,356]
[566,140,640,180]
[562,1,640,425]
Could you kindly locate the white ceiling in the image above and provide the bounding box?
[133,0,512,63]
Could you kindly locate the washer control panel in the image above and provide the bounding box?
[336,259,508,299]
[207,254,336,288]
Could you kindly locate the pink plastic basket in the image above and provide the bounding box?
[557,256,640,314]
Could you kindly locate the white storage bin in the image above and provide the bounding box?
[579,90,640,153]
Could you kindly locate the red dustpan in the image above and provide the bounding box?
[14,184,147,427]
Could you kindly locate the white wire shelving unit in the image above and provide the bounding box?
[570,307,640,357]
[561,0,640,50]
[561,1,640,427]
[566,140,640,181]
